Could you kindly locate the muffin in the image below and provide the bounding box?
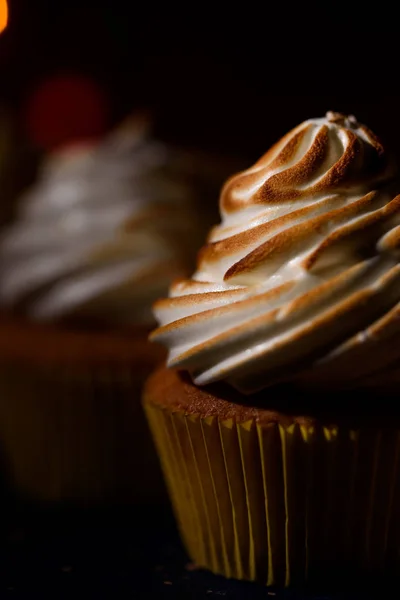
[144,111,400,586]
[0,114,212,507]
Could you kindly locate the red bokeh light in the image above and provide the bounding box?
[25,74,110,151]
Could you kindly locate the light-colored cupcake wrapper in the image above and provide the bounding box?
[0,364,164,505]
[145,400,400,586]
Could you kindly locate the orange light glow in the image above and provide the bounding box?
[0,0,8,35]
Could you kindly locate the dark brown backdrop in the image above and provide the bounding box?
[1,1,400,162]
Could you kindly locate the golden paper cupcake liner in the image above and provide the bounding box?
[144,400,400,586]
[0,363,164,506]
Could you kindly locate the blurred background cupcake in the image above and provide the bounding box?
[0,112,205,326]
[0,100,243,512]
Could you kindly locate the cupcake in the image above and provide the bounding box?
[0,114,211,507]
[144,111,400,586]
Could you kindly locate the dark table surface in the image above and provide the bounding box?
[0,502,389,599]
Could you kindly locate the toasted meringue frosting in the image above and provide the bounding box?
[151,112,400,393]
[0,117,199,326]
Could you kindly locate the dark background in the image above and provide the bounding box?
[1,0,400,162]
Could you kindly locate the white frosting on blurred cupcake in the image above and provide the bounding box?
[0,115,201,326]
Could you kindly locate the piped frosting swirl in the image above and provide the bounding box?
[0,117,199,326]
[151,112,400,392]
